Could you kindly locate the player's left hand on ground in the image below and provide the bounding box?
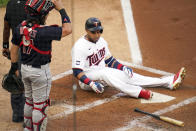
[123,66,133,78]
[90,81,104,94]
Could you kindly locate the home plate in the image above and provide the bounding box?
[141,92,175,103]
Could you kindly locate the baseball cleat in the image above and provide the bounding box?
[139,89,153,100]
[172,67,186,90]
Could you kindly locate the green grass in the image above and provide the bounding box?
[0,0,9,8]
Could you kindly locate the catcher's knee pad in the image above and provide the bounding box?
[24,98,33,130]
[33,99,50,131]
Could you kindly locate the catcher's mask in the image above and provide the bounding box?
[85,17,103,33]
[25,0,54,16]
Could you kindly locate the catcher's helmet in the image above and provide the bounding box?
[25,0,54,16]
[85,17,103,32]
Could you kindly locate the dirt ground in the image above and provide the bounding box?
[0,0,196,131]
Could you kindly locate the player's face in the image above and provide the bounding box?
[86,30,102,43]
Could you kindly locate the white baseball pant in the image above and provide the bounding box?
[21,64,51,131]
[79,67,173,98]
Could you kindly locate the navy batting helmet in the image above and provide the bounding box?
[85,17,103,32]
[25,0,54,16]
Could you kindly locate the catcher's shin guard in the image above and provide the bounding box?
[33,99,50,131]
[24,98,33,130]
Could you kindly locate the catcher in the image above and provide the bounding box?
[2,0,27,122]
[9,0,72,130]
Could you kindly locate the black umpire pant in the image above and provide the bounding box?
[11,49,25,122]
[11,93,25,122]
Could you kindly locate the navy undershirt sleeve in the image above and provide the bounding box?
[38,26,62,41]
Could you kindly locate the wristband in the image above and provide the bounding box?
[9,62,18,75]
[3,42,9,49]
[105,56,124,70]
[59,9,71,23]
[80,75,92,85]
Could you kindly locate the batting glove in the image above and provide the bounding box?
[89,81,104,94]
[123,66,133,78]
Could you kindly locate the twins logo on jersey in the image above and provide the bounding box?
[87,47,105,66]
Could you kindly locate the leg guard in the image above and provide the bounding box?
[33,99,50,131]
[24,97,33,130]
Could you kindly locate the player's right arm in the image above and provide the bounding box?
[72,68,91,85]
[71,41,104,93]
[72,68,104,94]
[53,0,72,37]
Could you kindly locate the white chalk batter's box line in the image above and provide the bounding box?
[50,61,194,130]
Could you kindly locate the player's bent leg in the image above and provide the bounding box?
[24,97,33,130]
[85,67,154,99]
[32,99,50,131]
[85,67,142,98]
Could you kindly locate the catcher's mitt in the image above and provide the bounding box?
[2,73,24,94]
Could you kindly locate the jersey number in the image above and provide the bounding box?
[22,37,33,54]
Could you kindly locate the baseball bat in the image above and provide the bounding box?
[134,108,184,127]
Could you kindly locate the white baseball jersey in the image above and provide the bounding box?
[72,36,111,71]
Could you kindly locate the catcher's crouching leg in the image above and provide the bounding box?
[33,99,50,131]
[24,98,33,131]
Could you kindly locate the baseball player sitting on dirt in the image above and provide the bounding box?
[72,17,186,99]
[9,0,72,130]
